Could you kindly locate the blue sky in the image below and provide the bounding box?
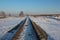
[0,0,60,14]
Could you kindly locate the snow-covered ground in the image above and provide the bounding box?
[53,16,60,19]
[17,17,38,40]
[30,16,60,40]
[47,16,60,21]
[0,17,25,38]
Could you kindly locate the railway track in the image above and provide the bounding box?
[1,17,47,40]
[30,18,47,40]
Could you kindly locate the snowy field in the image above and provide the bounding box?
[30,16,60,40]
[0,17,25,38]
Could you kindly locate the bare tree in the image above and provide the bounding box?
[9,14,11,16]
[0,11,6,17]
[19,11,24,17]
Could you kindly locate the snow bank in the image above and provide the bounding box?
[30,16,60,40]
[0,17,25,38]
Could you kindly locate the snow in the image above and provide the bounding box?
[0,17,25,38]
[47,16,60,21]
[54,16,60,19]
[17,17,38,40]
[30,16,60,40]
